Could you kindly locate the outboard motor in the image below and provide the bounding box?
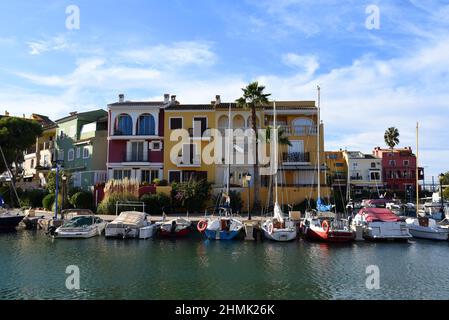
[170,220,177,233]
[47,225,57,236]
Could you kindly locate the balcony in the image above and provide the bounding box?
[282,152,310,163]
[123,152,148,163]
[279,125,317,136]
[176,155,201,167]
[188,128,211,140]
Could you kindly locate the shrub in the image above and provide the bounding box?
[159,179,168,186]
[42,194,55,211]
[68,187,83,199]
[96,192,139,215]
[171,179,212,213]
[20,189,48,208]
[152,178,161,185]
[212,190,243,213]
[140,193,171,215]
[70,191,94,210]
[103,179,139,199]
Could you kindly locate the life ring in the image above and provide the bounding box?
[197,220,208,233]
[268,222,274,235]
[322,220,330,233]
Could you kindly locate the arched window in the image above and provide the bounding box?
[217,115,229,129]
[292,118,315,135]
[246,115,260,128]
[114,114,133,135]
[137,114,155,135]
[292,118,314,127]
[233,115,245,128]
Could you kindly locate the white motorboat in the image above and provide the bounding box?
[54,215,106,239]
[105,211,156,239]
[406,217,449,241]
[352,207,412,241]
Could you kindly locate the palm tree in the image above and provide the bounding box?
[384,127,400,149]
[236,81,271,211]
[265,126,292,146]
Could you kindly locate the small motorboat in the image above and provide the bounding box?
[352,207,412,241]
[261,203,297,242]
[198,207,244,240]
[0,209,25,230]
[54,215,106,239]
[157,217,193,237]
[105,211,156,239]
[302,211,354,243]
[406,217,449,241]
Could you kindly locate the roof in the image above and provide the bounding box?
[165,101,317,111]
[108,101,164,107]
[357,207,400,222]
[55,109,107,124]
[31,114,56,128]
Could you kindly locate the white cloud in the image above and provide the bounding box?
[119,41,217,67]
[27,35,71,55]
[281,53,319,76]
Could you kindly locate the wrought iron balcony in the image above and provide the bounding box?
[282,152,310,163]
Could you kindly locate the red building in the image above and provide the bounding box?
[106,94,174,183]
[372,147,424,193]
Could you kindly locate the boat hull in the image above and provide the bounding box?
[263,229,297,242]
[306,228,354,243]
[204,229,242,240]
[408,226,449,241]
[55,225,104,239]
[159,228,191,238]
[105,225,156,239]
[0,215,25,230]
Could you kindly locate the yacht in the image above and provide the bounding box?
[406,216,449,241]
[105,211,156,239]
[54,215,106,239]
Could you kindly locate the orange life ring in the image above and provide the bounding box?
[322,220,330,233]
[197,220,208,233]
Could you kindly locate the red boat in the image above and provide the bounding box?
[302,215,354,243]
[158,218,193,237]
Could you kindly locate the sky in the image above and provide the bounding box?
[0,0,448,179]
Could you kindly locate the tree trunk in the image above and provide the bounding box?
[251,105,261,212]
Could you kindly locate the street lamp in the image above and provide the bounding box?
[245,173,252,220]
[439,173,445,218]
[53,160,64,220]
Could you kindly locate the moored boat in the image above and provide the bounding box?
[158,217,193,237]
[54,215,106,239]
[352,207,412,241]
[0,209,25,230]
[198,209,245,240]
[105,211,156,239]
[302,211,354,243]
[406,217,449,241]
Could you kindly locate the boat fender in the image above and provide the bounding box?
[268,222,274,235]
[197,220,208,233]
[322,220,330,233]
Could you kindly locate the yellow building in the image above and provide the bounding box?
[163,95,330,212]
[325,150,348,189]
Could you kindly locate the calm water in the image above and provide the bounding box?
[1,230,449,300]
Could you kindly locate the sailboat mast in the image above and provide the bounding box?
[317,86,321,208]
[416,122,419,218]
[274,101,278,205]
[227,103,231,199]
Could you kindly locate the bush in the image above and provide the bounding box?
[171,180,212,213]
[70,191,94,210]
[42,194,55,211]
[20,189,48,208]
[68,187,83,199]
[152,178,168,186]
[97,192,139,215]
[140,193,171,215]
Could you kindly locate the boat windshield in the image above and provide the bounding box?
[63,216,95,228]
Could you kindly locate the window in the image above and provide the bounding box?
[370,172,380,180]
[83,146,90,159]
[137,114,156,135]
[335,163,344,167]
[129,141,145,161]
[149,141,162,151]
[141,170,159,184]
[193,117,207,137]
[328,154,337,159]
[371,162,376,168]
[113,169,131,180]
[43,155,50,167]
[169,171,181,183]
[68,149,75,161]
[58,150,64,161]
[170,117,183,130]
[114,114,133,135]
[76,147,81,159]
[403,160,410,167]
[181,144,197,164]
[30,159,35,168]
[389,160,396,166]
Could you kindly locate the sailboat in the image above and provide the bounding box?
[197,104,244,240]
[0,146,25,230]
[261,101,297,242]
[406,123,449,240]
[301,86,354,242]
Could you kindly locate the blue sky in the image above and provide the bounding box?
[1,0,448,179]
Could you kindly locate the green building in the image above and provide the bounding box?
[55,110,108,190]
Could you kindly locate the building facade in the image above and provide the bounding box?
[55,110,108,190]
[372,147,424,193]
[325,150,347,191]
[343,151,384,195]
[106,94,169,183]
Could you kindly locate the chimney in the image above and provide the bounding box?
[5,111,9,116]
[215,95,221,105]
[70,111,77,116]
[118,94,125,103]
[164,94,170,104]
[171,95,177,102]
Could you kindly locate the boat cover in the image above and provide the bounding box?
[358,208,400,222]
[109,211,146,227]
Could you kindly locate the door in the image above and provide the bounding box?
[288,140,304,162]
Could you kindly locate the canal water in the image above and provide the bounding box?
[1,230,449,300]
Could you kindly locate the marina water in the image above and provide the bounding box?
[1,231,449,300]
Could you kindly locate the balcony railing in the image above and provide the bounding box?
[282,152,310,163]
[124,152,148,162]
[280,125,317,136]
[177,155,201,167]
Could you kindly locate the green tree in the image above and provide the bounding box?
[0,117,43,174]
[440,172,449,186]
[236,81,271,211]
[384,127,400,149]
[171,179,212,213]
